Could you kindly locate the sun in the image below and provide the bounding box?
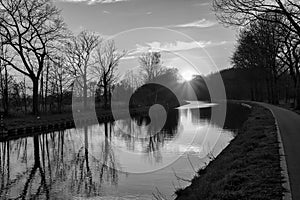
[181,71,195,81]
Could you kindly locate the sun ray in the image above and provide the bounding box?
[181,71,195,81]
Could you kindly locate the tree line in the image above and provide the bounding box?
[213,0,300,108]
[0,0,188,117]
[0,0,139,116]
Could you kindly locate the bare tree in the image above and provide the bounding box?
[276,24,300,107]
[0,39,11,115]
[137,52,167,104]
[123,70,142,91]
[93,40,125,108]
[20,77,28,113]
[232,17,287,104]
[213,0,300,37]
[0,0,65,114]
[42,58,51,112]
[139,51,165,83]
[64,30,100,109]
[215,0,300,107]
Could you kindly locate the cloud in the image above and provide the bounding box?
[171,19,217,28]
[194,2,210,6]
[103,10,111,14]
[57,0,129,5]
[146,12,152,15]
[120,55,137,60]
[129,40,229,55]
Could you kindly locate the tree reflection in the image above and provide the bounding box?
[146,134,163,163]
[0,122,120,199]
[20,136,49,200]
[0,108,183,199]
[68,123,119,197]
[70,126,98,197]
[113,109,179,162]
[0,141,10,198]
[98,123,118,186]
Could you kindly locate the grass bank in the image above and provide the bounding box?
[175,104,284,200]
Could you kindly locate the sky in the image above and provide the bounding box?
[54,0,238,77]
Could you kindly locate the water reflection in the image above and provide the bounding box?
[0,126,120,199]
[116,110,179,147]
[0,102,250,199]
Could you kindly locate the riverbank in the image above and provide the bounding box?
[0,107,150,141]
[175,104,284,200]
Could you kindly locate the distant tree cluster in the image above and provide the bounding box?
[213,0,300,108]
[114,52,186,109]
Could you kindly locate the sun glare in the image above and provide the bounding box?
[181,71,194,81]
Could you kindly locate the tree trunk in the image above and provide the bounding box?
[285,82,289,104]
[104,83,108,109]
[83,78,88,110]
[32,77,39,115]
[0,68,4,113]
[59,78,63,113]
[3,65,9,115]
[23,77,27,113]
[50,82,55,112]
[56,83,60,113]
[273,77,279,105]
[266,78,271,103]
[103,75,108,109]
[296,75,300,109]
[108,86,111,105]
[44,62,49,113]
[40,73,44,112]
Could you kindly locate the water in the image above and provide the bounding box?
[0,102,250,200]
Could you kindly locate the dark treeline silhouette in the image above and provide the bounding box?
[113,51,197,110]
[212,0,300,108]
[206,68,293,103]
[189,66,294,105]
[129,84,180,110]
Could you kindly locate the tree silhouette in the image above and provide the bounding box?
[232,15,288,104]
[213,0,300,37]
[93,40,125,108]
[139,52,164,83]
[64,30,100,110]
[0,0,65,114]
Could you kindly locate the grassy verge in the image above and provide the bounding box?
[175,105,284,200]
